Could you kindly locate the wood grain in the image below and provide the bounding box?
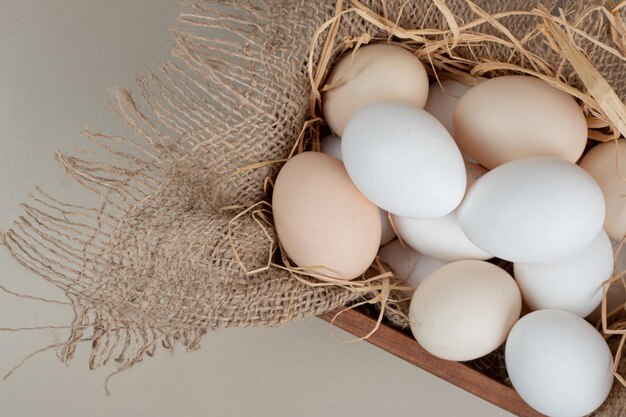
[319,308,544,417]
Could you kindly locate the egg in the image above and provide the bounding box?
[320,134,342,160]
[409,260,521,361]
[587,238,626,322]
[505,310,613,417]
[458,156,605,263]
[580,139,626,241]
[424,79,477,163]
[392,162,490,261]
[377,210,396,246]
[393,211,491,262]
[272,152,381,280]
[514,230,613,317]
[454,75,587,169]
[587,279,626,323]
[320,133,395,246]
[425,79,470,135]
[342,102,466,219]
[322,43,429,136]
[378,239,448,288]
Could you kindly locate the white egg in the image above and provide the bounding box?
[587,280,626,323]
[505,310,613,417]
[514,230,613,317]
[458,156,605,263]
[392,162,490,261]
[342,102,466,219]
[587,238,626,322]
[424,79,477,163]
[320,134,343,160]
[321,134,396,246]
[392,211,491,261]
[378,239,447,288]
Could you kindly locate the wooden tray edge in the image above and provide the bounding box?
[318,308,544,417]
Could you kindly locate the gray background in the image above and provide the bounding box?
[0,2,512,416]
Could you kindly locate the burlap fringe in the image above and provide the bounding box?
[0,1,361,389]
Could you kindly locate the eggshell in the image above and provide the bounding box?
[458,156,605,263]
[424,79,477,163]
[425,80,470,135]
[320,133,395,246]
[393,211,491,262]
[320,134,343,160]
[392,162,490,261]
[409,260,521,361]
[342,102,466,219]
[454,75,587,169]
[587,238,626,322]
[587,279,626,323]
[505,310,613,417]
[580,139,626,241]
[378,239,448,288]
[514,230,613,317]
[272,152,381,279]
[377,210,396,246]
[322,43,429,136]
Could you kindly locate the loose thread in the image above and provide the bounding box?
[3,338,91,381]
[0,284,71,306]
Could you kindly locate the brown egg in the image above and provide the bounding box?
[322,43,429,136]
[272,152,381,280]
[454,75,587,169]
[580,139,626,241]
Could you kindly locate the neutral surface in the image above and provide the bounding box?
[0,2,513,416]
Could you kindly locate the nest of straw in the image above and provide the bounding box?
[287,0,626,400]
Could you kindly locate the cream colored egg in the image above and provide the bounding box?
[424,79,477,163]
[322,43,429,136]
[425,79,470,135]
[580,139,626,241]
[272,152,381,280]
[409,260,521,361]
[454,75,587,169]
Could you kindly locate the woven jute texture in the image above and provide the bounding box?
[2,1,625,412]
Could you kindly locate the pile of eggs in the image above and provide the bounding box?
[271,44,625,417]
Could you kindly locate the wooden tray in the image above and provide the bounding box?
[319,308,544,417]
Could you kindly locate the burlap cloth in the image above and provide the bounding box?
[2,0,625,414]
